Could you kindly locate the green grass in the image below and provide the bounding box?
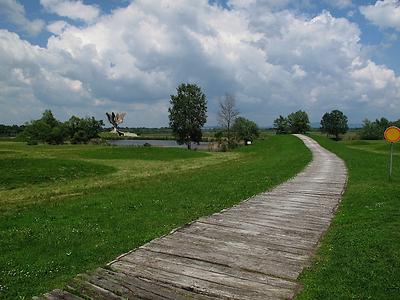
[0,135,311,299]
[346,139,400,156]
[0,142,237,211]
[81,146,209,160]
[297,135,400,300]
[0,158,115,189]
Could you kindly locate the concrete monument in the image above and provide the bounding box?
[105,112,138,137]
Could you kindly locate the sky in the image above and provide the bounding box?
[0,0,399,127]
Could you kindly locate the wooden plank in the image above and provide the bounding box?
[164,231,311,263]
[86,267,216,300]
[111,260,291,300]
[42,290,84,300]
[142,239,305,279]
[67,277,123,300]
[198,218,321,241]
[130,248,298,291]
[178,221,314,254]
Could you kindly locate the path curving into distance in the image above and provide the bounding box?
[34,134,347,300]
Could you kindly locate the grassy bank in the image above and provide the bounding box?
[297,135,400,299]
[0,135,311,299]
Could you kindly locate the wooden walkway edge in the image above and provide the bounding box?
[34,134,347,300]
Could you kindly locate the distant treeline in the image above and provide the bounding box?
[360,118,400,140]
[19,110,104,145]
[2,111,399,142]
[0,124,25,137]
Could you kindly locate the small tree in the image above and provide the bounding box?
[218,93,239,145]
[232,117,259,144]
[320,110,348,140]
[168,83,207,149]
[273,115,289,134]
[287,110,310,134]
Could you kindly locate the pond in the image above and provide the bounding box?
[107,139,210,149]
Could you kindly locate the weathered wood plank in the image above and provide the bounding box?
[142,239,305,279]
[130,248,298,291]
[111,260,290,300]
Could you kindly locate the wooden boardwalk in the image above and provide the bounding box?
[34,135,347,300]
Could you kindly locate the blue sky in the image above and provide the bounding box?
[0,0,399,126]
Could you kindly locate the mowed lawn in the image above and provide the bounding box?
[297,135,400,300]
[0,135,311,299]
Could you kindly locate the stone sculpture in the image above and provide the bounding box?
[106,112,138,137]
[106,112,126,136]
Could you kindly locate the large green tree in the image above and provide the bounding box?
[168,83,207,149]
[287,110,310,134]
[320,110,348,140]
[232,117,259,144]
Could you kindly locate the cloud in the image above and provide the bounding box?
[46,20,70,35]
[360,0,400,31]
[40,0,101,23]
[0,0,45,35]
[0,0,399,126]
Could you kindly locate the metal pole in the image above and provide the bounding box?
[389,142,393,181]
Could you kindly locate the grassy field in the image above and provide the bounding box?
[297,135,400,299]
[0,135,311,299]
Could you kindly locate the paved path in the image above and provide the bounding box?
[34,135,347,300]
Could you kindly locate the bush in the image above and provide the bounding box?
[232,117,260,144]
[360,118,389,140]
[21,110,66,145]
[66,116,104,144]
[71,130,89,144]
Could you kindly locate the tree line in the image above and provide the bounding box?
[2,82,398,145]
[360,118,400,140]
[274,109,349,139]
[19,110,104,145]
[0,124,25,137]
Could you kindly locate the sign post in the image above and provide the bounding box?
[384,126,400,181]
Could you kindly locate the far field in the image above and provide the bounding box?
[0,135,311,299]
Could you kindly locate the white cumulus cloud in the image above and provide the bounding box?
[0,0,399,126]
[0,0,45,35]
[40,0,101,23]
[46,20,70,35]
[360,0,400,31]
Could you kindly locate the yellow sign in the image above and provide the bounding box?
[384,126,400,143]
